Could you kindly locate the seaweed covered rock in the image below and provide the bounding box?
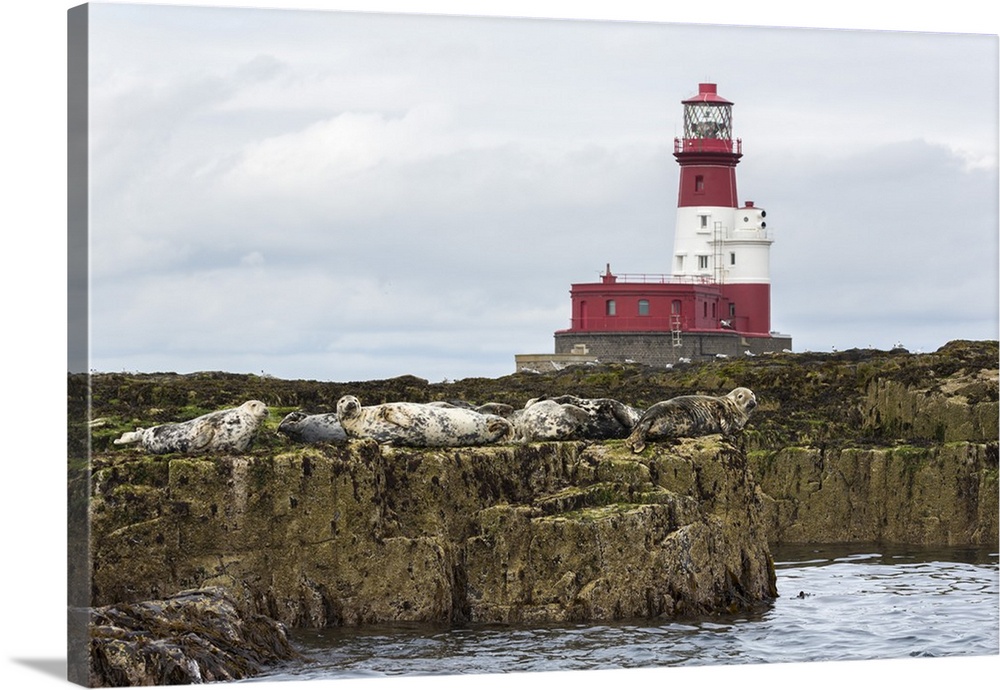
[464,441,775,623]
[88,439,776,627]
[82,340,999,453]
[88,587,298,687]
[751,442,998,545]
[860,367,999,442]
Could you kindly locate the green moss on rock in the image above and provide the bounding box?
[89,439,776,627]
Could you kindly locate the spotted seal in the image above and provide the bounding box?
[625,387,757,453]
[277,411,348,444]
[113,400,269,454]
[509,399,592,442]
[524,395,642,440]
[335,395,514,447]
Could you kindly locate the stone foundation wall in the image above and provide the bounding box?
[552,331,793,367]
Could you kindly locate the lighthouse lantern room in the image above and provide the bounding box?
[538,82,792,369]
[681,82,735,151]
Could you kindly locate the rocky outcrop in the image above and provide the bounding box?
[87,438,776,628]
[751,443,998,545]
[746,343,999,546]
[861,368,999,443]
[88,587,298,687]
[71,341,998,684]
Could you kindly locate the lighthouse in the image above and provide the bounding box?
[672,82,773,336]
[515,82,791,372]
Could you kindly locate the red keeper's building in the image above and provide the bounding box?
[517,83,792,371]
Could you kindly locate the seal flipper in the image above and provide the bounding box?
[609,400,640,432]
[188,423,217,453]
[486,416,514,442]
[626,420,650,453]
[113,429,144,446]
[380,406,413,429]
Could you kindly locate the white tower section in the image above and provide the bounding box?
[672,203,772,283]
[724,202,772,284]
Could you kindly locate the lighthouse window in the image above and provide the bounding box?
[638,299,650,316]
[695,175,705,192]
[729,303,736,317]
[730,252,736,265]
[699,215,709,229]
[671,300,682,315]
[698,255,709,270]
[606,299,616,316]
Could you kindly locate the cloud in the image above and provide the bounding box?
[223,104,459,188]
[89,253,568,381]
[83,6,998,380]
[760,139,999,350]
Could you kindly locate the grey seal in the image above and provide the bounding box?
[524,395,642,440]
[625,387,757,453]
[428,400,516,418]
[336,395,514,447]
[277,411,348,444]
[113,400,269,454]
[510,399,592,442]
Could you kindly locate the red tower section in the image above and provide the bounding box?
[674,83,742,209]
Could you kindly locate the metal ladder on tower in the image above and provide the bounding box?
[713,221,726,284]
[671,313,683,348]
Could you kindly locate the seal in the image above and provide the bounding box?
[113,400,269,454]
[625,387,757,453]
[509,399,592,442]
[427,400,475,409]
[475,402,516,418]
[524,395,642,440]
[428,400,516,418]
[336,395,514,447]
[277,411,348,444]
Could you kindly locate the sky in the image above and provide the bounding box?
[73,3,999,384]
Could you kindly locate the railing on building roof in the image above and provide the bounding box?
[601,273,717,284]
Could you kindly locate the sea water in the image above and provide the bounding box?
[245,544,998,681]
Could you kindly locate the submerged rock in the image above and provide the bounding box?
[88,587,298,687]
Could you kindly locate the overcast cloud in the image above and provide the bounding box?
[83,3,999,382]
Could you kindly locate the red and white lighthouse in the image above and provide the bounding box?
[672,82,772,336]
[539,82,791,367]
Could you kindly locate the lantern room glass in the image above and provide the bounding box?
[684,103,732,141]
